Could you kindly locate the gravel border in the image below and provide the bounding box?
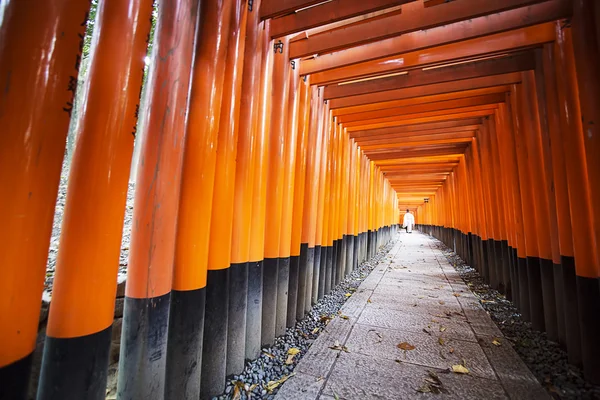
[432,239,600,400]
[215,237,397,400]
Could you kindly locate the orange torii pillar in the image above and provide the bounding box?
[501,95,531,322]
[342,134,355,274]
[35,1,152,398]
[275,58,300,336]
[539,41,570,349]
[166,2,232,397]
[299,86,323,314]
[345,142,359,275]
[262,35,289,347]
[330,123,343,287]
[202,0,247,396]
[288,75,310,325]
[556,16,600,383]
[314,101,330,302]
[116,0,198,398]
[570,0,600,383]
[227,0,262,377]
[0,1,96,398]
[322,117,336,295]
[246,18,273,360]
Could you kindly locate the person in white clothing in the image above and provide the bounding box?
[403,209,415,233]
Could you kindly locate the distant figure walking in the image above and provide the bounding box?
[403,209,415,233]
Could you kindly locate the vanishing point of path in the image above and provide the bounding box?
[275,231,549,400]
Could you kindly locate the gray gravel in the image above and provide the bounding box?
[432,240,600,400]
[214,238,397,400]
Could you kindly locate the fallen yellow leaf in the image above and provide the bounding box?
[345,293,352,297]
[453,293,461,297]
[312,327,320,334]
[492,339,502,346]
[439,326,446,332]
[339,314,349,320]
[265,373,295,392]
[438,338,445,346]
[397,342,416,351]
[285,354,295,365]
[288,348,300,355]
[367,298,372,303]
[451,364,469,374]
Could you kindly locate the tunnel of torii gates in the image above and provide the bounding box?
[1,0,599,399]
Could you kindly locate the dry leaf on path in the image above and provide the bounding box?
[449,347,455,354]
[439,300,445,305]
[453,293,461,297]
[339,314,349,320]
[288,348,300,355]
[329,340,350,352]
[397,342,416,351]
[439,326,446,332]
[451,364,469,374]
[312,327,320,334]
[438,337,445,346]
[345,293,352,297]
[265,373,295,392]
[263,352,275,359]
[492,339,502,346]
[367,298,372,303]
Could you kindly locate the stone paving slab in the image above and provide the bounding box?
[324,352,507,400]
[275,232,546,400]
[345,323,496,380]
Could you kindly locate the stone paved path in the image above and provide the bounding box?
[275,231,549,400]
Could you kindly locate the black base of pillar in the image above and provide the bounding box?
[518,257,530,321]
[117,293,171,399]
[287,255,299,327]
[0,353,32,400]
[318,246,327,300]
[227,262,248,376]
[38,326,112,400]
[201,268,230,399]
[261,258,278,347]
[245,260,263,360]
[325,245,333,295]
[166,287,206,399]
[313,246,322,303]
[526,256,545,332]
[540,257,558,342]
[275,257,290,337]
[553,260,566,348]
[562,256,581,366]
[576,275,600,384]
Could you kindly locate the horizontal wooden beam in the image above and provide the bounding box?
[351,119,481,138]
[291,0,568,58]
[260,0,326,20]
[332,86,509,116]
[270,0,415,38]
[344,105,497,130]
[330,73,520,109]
[324,52,535,99]
[357,128,477,146]
[338,93,504,123]
[360,132,475,149]
[348,109,493,132]
[367,146,468,160]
